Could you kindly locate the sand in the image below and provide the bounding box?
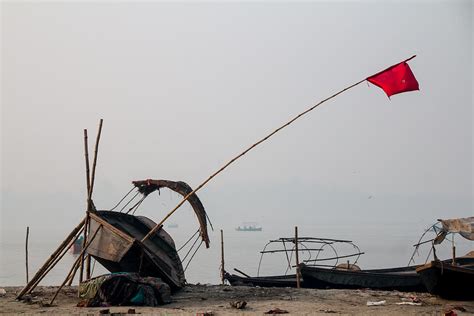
[1,284,473,315]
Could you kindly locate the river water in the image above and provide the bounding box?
[0,221,471,287]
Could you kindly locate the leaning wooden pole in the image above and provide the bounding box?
[295,226,301,289]
[29,225,85,292]
[17,217,86,300]
[84,129,92,202]
[88,119,103,205]
[80,129,92,283]
[50,225,102,306]
[142,79,367,242]
[141,56,417,243]
[25,226,29,284]
[85,119,103,279]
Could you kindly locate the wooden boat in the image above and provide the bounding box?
[416,259,474,300]
[86,179,211,291]
[299,263,425,292]
[300,218,474,293]
[300,251,474,292]
[414,217,474,300]
[88,211,185,291]
[224,237,360,288]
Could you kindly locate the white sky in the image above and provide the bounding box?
[1,1,472,242]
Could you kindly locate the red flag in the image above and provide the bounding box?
[367,56,419,98]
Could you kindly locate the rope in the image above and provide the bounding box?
[119,191,140,212]
[205,213,214,231]
[108,187,136,211]
[131,197,146,215]
[181,233,201,263]
[178,230,200,252]
[184,240,203,272]
[126,195,146,215]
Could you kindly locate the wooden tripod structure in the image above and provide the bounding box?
[16,119,104,304]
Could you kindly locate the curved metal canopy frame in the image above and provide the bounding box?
[132,179,211,248]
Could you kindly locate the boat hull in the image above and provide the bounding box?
[416,261,474,300]
[87,211,185,291]
[300,264,426,292]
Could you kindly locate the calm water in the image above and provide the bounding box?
[1,222,471,286]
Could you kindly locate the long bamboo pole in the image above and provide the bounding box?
[50,225,102,306]
[88,119,103,205]
[85,119,103,279]
[17,217,86,300]
[80,129,92,283]
[84,129,91,202]
[141,56,417,243]
[67,263,79,286]
[25,226,29,284]
[141,78,367,242]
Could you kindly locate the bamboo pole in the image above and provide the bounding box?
[30,225,85,291]
[50,225,102,306]
[67,263,79,286]
[220,229,225,285]
[88,119,103,205]
[25,226,29,284]
[80,129,91,283]
[141,56,417,243]
[84,129,91,202]
[295,226,301,289]
[85,120,102,280]
[141,79,368,243]
[79,218,87,283]
[17,217,86,300]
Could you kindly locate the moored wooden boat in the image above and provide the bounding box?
[413,217,474,300]
[299,264,425,292]
[416,259,474,300]
[88,211,186,291]
[224,237,361,288]
[85,179,211,292]
[300,256,474,292]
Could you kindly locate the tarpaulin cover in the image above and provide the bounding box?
[79,272,171,307]
[434,217,474,244]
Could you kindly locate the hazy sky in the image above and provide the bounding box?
[1,1,472,243]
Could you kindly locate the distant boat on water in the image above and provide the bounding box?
[236,222,262,232]
[167,223,179,228]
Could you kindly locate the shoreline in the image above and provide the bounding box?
[1,285,473,315]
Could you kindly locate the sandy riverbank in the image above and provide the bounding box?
[1,285,473,315]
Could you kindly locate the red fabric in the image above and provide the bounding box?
[367,61,419,97]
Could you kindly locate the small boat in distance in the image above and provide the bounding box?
[167,223,179,229]
[236,222,262,232]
